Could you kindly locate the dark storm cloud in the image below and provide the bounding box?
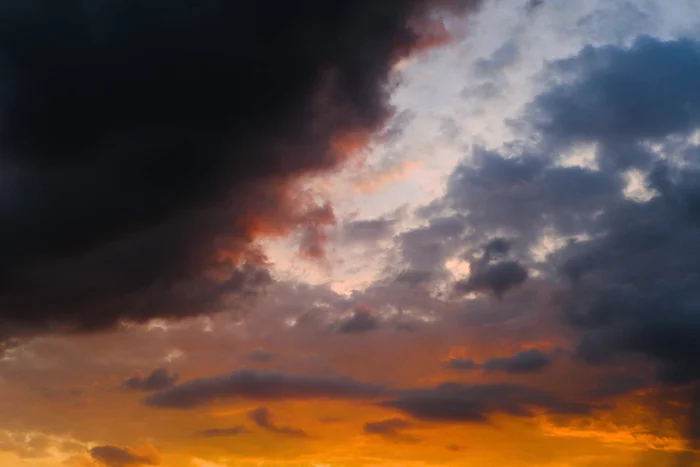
[0,0,483,339]
[89,445,157,467]
[143,369,388,409]
[195,426,248,438]
[383,383,594,422]
[524,38,700,389]
[589,375,647,398]
[559,163,700,387]
[123,368,179,392]
[248,407,308,438]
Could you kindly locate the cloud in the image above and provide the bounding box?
[123,368,179,392]
[195,426,248,438]
[382,382,595,422]
[413,35,700,449]
[248,407,308,438]
[589,376,648,398]
[527,36,700,147]
[89,445,158,467]
[455,239,528,298]
[474,40,521,77]
[444,349,552,374]
[337,305,381,334]
[143,369,388,409]
[363,418,417,442]
[341,218,397,244]
[482,349,553,373]
[0,0,483,340]
[242,349,275,363]
[443,357,480,371]
[0,432,52,459]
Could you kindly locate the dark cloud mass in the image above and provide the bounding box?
[123,368,179,392]
[482,349,552,374]
[445,349,552,374]
[383,383,594,422]
[0,0,482,340]
[143,369,388,408]
[415,35,700,449]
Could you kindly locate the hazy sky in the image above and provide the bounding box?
[2,1,700,466]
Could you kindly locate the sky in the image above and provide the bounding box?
[1,0,700,466]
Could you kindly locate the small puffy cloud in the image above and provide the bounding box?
[455,239,528,298]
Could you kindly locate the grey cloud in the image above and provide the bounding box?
[474,40,520,77]
[123,368,179,392]
[482,349,552,374]
[443,358,479,371]
[363,418,417,442]
[455,239,528,298]
[445,349,552,374]
[143,369,388,409]
[248,407,308,438]
[342,218,397,244]
[589,375,648,398]
[456,260,528,298]
[337,305,380,334]
[397,215,468,272]
[195,426,248,438]
[527,36,700,147]
[394,269,434,286]
[416,36,700,450]
[383,383,594,422]
[443,148,623,248]
[89,445,157,467]
[243,349,275,363]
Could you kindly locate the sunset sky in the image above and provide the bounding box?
[2,1,700,466]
